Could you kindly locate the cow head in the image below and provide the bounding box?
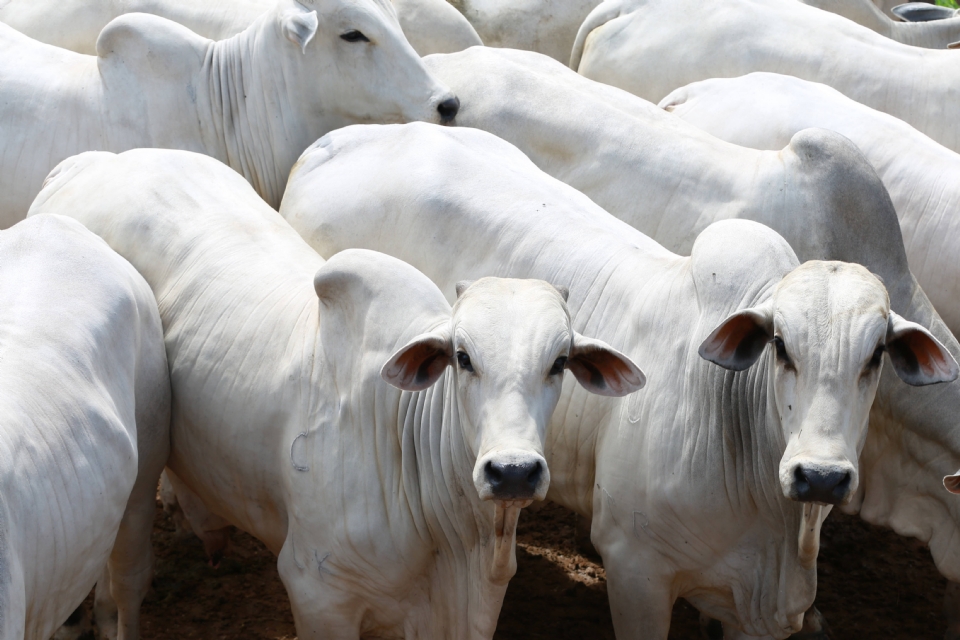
[382,278,645,506]
[700,261,958,507]
[273,0,459,128]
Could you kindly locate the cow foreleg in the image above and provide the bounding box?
[277,536,362,639]
[603,559,674,640]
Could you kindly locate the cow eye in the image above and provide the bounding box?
[340,30,370,43]
[456,351,474,373]
[772,336,794,370]
[867,345,885,370]
[549,356,567,376]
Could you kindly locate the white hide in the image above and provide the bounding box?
[0,214,169,640]
[425,48,960,593]
[279,122,955,639]
[798,0,960,48]
[660,72,960,340]
[29,148,641,639]
[572,0,960,153]
[449,0,600,62]
[0,0,481,57]
[0,0,457,225]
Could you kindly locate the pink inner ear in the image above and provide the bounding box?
[903,331,949,377]
[709,314,760,359]
[395,341,446,386]
[944,474,960,495]
[569,346,643,396]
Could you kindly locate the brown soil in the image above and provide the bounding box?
[107,499,946,639]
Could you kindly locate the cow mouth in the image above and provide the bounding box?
[495,499,533,509]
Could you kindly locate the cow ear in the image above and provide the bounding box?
[552,285,569,302]
[885,312,959,386]
[567,333,645,397]
[944,471,960,495]
[281,6,319,54]
[699,302,774,371]
[381,331,453,391]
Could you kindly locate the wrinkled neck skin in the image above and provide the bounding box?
[590,274,816,636]
[198,15,319,208]
[286,356,518,638]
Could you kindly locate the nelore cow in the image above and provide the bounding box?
[571,0,960,154]
[0,0,482,57]
[0,0,458,225]
[28,147,643,639]
[0,214,169,640]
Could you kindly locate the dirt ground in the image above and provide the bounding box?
[118,499,946,639]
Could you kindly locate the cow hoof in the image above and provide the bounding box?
[789,605,831,640]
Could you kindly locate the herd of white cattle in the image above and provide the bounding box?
[4,0,960,638]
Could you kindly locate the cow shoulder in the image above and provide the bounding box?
[689,219,798,317]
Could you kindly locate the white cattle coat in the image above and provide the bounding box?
[0,0,482,57]
[449,0,600,62]
[571,0,960,153]
[0,214,169,640]
[278,122,952,639]
[0,0,455,224]
[27,148,629,639]
[423,48,960,593]
[660,72,960,339]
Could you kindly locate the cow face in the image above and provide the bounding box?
[382,278,645,506]
[700,261,958,506]
[275,0,459,130]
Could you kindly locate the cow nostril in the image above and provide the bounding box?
[437,96,460,122]
[484,460,502,484]
[526,460,543,488]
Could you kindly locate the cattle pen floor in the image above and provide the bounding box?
[114,499,947,639]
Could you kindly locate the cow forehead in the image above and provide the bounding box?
[452,278,571,351]
[774,261,889,337]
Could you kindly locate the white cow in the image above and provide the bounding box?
[798,0,960,48]
[571,0,960,154]
[0,214,170,640]
[0,0,482,57]
[29,147,643,639]
[659,72,960,340]
[279,122,958,639]
[449,0,600,62]
[0,0,457,226]
[423,50,960,603]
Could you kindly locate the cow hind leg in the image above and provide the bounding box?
[101,465,164,640]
